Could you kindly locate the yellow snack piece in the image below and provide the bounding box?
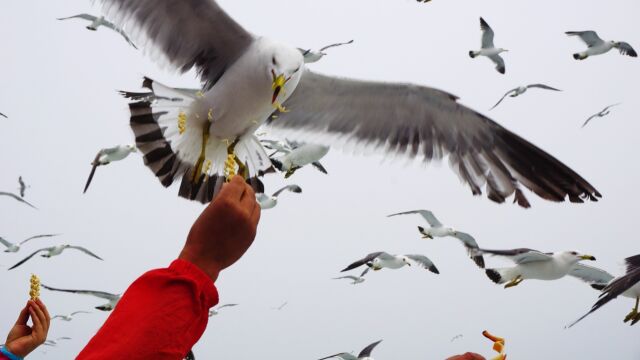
[29,274,40,300]
[177,110,187,135]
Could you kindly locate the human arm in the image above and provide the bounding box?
[2,299,50,359]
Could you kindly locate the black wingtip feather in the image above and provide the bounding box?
[486,269,501,284]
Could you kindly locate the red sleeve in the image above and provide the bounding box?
[76,259,218,360]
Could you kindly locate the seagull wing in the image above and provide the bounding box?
[333,275,359,281]
[67,246,103,260]
[18,177,26,197]
[565,31,605,47]
[527,84,561,91]
[41,284,120,300]
[387,209,442,227]
[272,185,302,197]
[19,234,60,246]
[568,267,640,328]
[0,112,7,118]
[0,236,14,248]
[359,267,370,277]
[405,255,439,274]
[70,311,91,316]
[488,54,506,74]
[581,113,599,128]
[311,161,328,174]
[95,0,253,90]
[489,89,516,110]
[479,18,495,49]
[602,103,622,112]
[100,18,138,49]
[452,231,485,268]
[56,14,98,22]
[569,264,615,286]
[319,40,354,52]
[318,353,358,360]
[268,70,600,207]
[358,340,383,358]
[341,252,385,272]
[0,191,37,209]
[625,254,640,273]
[8,248,48,270]
[613,42,637,57]
[216,303,239,310]
[478,248,552,264]
[83,152,103,194]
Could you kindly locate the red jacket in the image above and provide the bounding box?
[76,259,218,359]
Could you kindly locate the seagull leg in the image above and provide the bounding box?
[284,166,301,179]
[224,138,248,181]
[504,275,523,289]
[624,297,639,324]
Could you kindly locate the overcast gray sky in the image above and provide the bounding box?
[1,0,639,358]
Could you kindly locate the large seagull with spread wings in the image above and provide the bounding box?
[102,0,600,206]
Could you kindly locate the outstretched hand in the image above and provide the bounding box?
[5,299,50,357]
[179,176,261,281]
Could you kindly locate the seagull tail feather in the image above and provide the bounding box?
[469,51,478,59]
[485,268,512,285]
[573,53,587,60]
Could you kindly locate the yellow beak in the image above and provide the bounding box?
[581,255,596,261]
[272,73,287,104]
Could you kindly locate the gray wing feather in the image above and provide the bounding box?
[41,284,119,300]
[480,18,495,48]
[387,210,442,227]
[405,254,439,274]
[527,84,562,91]
[271,185,302,197]
[319,40,354,52]
[100,19,138,49]
[614,42,638,57]
[569,264,614,285]
[95,0,253,89]
[70,311,91,316]
[565,31,604,47]
[19,234,60,246]
[488,54,506,74]
[69,246,104,260]
[341,252,385,272]
[318,353,357,360]
[269,71,600,207]
[490,89,516,110]
[0,112,7,118]
[8,248,48,270]
[57,14,98,21]
[625,254,640,273]
[478,248,551,264]
[0,237,13,248]
[0,191,37,209]
[452,231,479,248]
[358,340,383,358]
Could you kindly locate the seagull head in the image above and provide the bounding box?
[267,41,304,106]
[498,48,509,54]
[401,256,412,266]
[125,145,137,153]
[564,251,596,263]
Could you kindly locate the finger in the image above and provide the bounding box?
[29,305,44,336]
[218,176,246,201]
[36,298,51,323]
[250,201,261,226]
[240,184,256,208]
[14,304,30,325]
[30,301,48,334]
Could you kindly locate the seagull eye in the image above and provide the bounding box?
[571,251,577,255]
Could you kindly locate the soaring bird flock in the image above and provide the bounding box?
[1,0,638,359]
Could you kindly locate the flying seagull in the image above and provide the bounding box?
[469,17,508,74]
[42,284,121,311]
[0,191,37,209]
[44,337,72,347]
[256,184,302,209]
[388,210,484,268]
[318,340,383,360]
[490,84,561,110]
[57,14,138,49]
[566,31,637,60]
[52,311,91,322]
[582,103,621,128]
[0,234,60,253]
[298,40,354,64]
[568,255,640,327]
[0,112,6,118]
[8,245,103,270]
[106,0,599,207]
[342,251,439,276]
[84,145,137,193]
[270,143,330,178]
[333,275,366,285]
[17,176,30,198]
[272,301,288,311]
[480,249,596,288]
[209,303,239,317]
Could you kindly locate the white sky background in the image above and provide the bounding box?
[1,0,639,358]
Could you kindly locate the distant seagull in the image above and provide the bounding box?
[52,311,91,322]
[568,255,640,327]
[18,176,30,198]
[57,14,138,49]
[318,340,383,360]
[333,275,366,285]
[84,145,137,193]
[257,185,302,209]
[0,112,6,118]
[490,84,562,110]
[450,334,464,342]
[298,40,354,63]
[582,103,621,128]
[388,210,485,268]
[209,303,239,317]
[480,249,596,288]
[0,191,37,209]
[0,234,60,253]
[42,284,120,311]
[44,337,72,347]
[272,301,288,311]
[270,142,330,178]
[566,31,637,60]
[416,0,432,3]
[8,245,103,270]
[342,251,439,276]
[469,17,508,74]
